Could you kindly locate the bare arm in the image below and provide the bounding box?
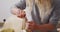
[24,0,35,21]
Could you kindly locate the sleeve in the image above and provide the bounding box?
[15,0,26,10]
[49,1,60,26]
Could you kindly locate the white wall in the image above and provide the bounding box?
[0,0,20,22]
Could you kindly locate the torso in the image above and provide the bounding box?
[32,0,54,24]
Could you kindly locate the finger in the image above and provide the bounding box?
[26,23,34,29]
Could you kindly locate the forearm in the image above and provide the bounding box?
[35,24,55,31]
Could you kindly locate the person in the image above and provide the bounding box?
[12,0,60,32]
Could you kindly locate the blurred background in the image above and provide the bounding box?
[0,0,20,22]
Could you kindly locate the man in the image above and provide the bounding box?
[12,0,60,32]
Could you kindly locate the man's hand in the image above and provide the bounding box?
[25,21,48,32]
[11,8,26,18]
[26,21,37,31]
[17,10,26,18]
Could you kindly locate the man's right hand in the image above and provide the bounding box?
[11,8,26,18]
[17,10,26,18]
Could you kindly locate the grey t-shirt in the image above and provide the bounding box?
[15,0,60,32]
